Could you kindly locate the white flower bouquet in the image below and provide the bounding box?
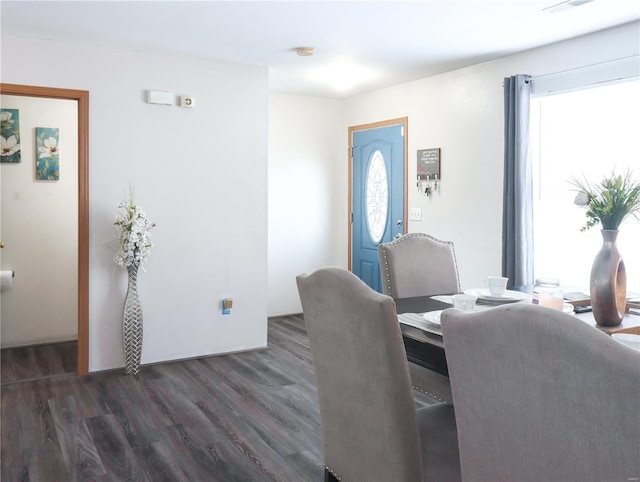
[114,190,155,268]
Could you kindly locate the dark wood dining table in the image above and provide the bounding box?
[394,295,452,376]
[394,294,640,377]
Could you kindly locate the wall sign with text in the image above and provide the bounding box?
[416,148,441,198]
[417,148,440,179]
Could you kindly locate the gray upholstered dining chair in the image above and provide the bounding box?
[296,267,461,482]
[377,232,461,298]
[441,304,640,482]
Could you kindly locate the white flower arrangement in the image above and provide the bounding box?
[114,190,155,268]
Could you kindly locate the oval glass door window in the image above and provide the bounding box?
[366,150,389,243]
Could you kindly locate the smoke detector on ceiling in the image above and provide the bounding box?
[295,47,315,57]
[543,0,596,13]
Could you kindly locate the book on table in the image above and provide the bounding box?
[564,291,640,314]
[563,292,591,307]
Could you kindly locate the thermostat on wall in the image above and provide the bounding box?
[180,96,196,108]
[147,90,173,105]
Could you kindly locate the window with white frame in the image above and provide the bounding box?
[531,78,640,296]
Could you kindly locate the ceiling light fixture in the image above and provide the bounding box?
[543,0,596,13]
[313,58,376,93]
[295,47,315,57]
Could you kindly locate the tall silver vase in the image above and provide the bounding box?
[123,263,143,374]
[590,230,627,327]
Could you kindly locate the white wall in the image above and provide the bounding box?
[2,21,638,342]
[268,93,345,315]
[267,22,639,315]
[1,95,78,347]
[342,21,640,291]
[1,36,269,371]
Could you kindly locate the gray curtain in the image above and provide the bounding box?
[502,74,533,292]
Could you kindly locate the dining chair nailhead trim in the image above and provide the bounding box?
[412,385,449,404]
[324,464,342,481]
[380,247,393,297]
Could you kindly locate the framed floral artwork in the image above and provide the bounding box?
[1,108,21,163]
[36,127,60,180]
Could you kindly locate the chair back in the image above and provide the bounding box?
[442,304,640,482]
[378,233,461,298]
[297,267,423,482]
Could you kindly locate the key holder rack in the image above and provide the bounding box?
[417,148,441,198]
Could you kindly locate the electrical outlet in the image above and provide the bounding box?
[222,298,232,315]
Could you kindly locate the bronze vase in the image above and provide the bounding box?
[590,230,626,327]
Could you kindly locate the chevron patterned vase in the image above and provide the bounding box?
[123,263,143,375]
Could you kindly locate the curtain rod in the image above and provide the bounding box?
[530,55,639,95]
[531,55,639,82]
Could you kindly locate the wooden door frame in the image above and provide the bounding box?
[348,117,408,270]
[1,83,89,375]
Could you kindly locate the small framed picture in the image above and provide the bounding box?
[1,109,21,163]
[36,127,60,180]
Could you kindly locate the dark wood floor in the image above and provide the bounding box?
[1,314,450,482]
[2,340,77,384]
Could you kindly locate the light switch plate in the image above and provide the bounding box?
[409,207,422,221]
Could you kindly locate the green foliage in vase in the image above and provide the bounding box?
[571,170,640,232]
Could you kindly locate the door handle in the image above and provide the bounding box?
[0,242,4,248]
[395,219,405,240]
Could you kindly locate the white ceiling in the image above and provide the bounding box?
[2,1,639,98]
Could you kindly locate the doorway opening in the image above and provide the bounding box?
[0,83,89,376]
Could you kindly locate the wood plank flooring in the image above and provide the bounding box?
[1,340,77,384]
[1,314,450,482]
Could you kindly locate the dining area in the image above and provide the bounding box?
[395,285,640,377]
[296,232,640,482]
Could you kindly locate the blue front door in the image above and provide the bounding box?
[351,122,405,292]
